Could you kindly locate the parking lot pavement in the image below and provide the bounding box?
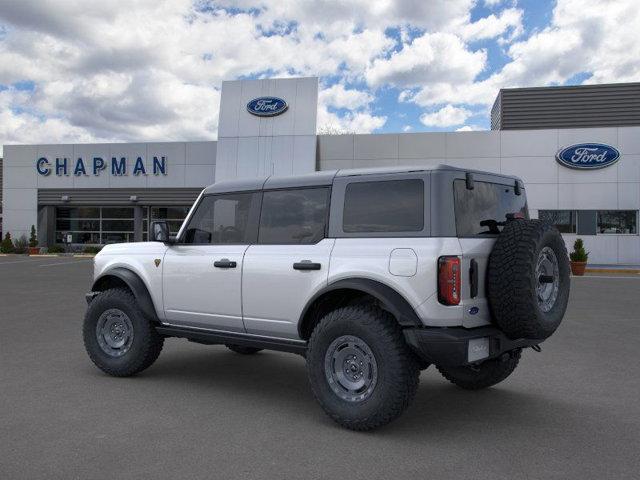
[1,256,640,480]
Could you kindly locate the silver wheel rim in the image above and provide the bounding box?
[324,335,378,403]
[96,308,134,357]
[536,246,560,313]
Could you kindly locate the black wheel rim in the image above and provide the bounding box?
[96,308,134,357]
[324,335,378,403]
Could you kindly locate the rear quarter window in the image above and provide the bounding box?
[343,179,424,233]
[454,179,528,236]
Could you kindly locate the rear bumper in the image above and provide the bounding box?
[403,326,540,367]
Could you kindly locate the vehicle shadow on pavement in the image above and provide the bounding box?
[102,344,593,438]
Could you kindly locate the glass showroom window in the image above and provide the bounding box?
[539,210,577,233]
[56,207,101,244]
[143,206,191,240]
[597,210,638,234]
[101,207,135,244]
[55,207,134,244]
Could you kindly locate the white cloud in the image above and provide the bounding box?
[366,32,486,88]
[484,0,506,7]
[456,125,484,131]
[0,0,638,147]
[420,105,472,127]
[403,0,640,111]
[459,8,523,42]
[317,106,386,134]
[319,84,373,110]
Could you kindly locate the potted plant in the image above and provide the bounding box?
[1,232,15,253]
[569,238,589,276]
[28,225,40,255]
[13,235,28,254]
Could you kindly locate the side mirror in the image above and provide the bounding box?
[151,221,170,243]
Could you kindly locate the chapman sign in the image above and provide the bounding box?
[246,97,288,117]
[36,156,168,176]
[556,143,620,170]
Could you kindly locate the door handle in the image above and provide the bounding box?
[293,261,321,271]
[214,258,237,269]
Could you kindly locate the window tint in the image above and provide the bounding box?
[259,188,329,244]
[597,210,637,234]
[454,180,528,236]
[343,179,424,233]
[539,210,577,233]
[183,193,254,244]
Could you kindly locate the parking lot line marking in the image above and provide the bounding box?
[38,260,92,267]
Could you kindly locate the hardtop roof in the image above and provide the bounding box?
[201,164,522,194]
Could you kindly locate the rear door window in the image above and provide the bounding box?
[454,180,528,236]
[258,188,330,244]
[343,179,424,233]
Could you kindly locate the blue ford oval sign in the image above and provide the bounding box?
[247,97,288,117]
[556,143,620,170]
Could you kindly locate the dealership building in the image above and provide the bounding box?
[1,78,639,264]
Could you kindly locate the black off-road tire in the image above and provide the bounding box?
[307,305,420,431]
[226,344,263,355]
[437,349,521,390]
[83,288,164,377]
[488,219,570,340]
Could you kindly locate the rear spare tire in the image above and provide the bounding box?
[488,219,570,340]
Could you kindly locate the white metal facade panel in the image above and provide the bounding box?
[215,77,318,181]
[2,142,216,241]
[316,126,640,264]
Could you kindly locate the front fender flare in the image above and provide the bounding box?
[92,267,159,322]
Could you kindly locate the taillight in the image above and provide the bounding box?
[438,256,461,306]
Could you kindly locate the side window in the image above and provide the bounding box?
[183,193,255,244]
[343,179,424,233]
[258,188,329,244]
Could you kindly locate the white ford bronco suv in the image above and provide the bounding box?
[84,165,570,430]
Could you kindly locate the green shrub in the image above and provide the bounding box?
[82,246,103,254]
[29,225,38,248]
[569,238,589,262]
[47,244,66,254]
[14,235,28,254]
[1,233,15,253]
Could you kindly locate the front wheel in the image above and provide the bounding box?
[306,305,419,431]
[436,349,521,390]
[83,288,164,377]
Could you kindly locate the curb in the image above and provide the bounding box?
[585,268,640,275]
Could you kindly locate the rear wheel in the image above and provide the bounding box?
[83,288,164,377]
[437,349,521,390]
[307,304,419,431]
[226,344,263,355]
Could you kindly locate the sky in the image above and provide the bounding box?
[0,0,638,154]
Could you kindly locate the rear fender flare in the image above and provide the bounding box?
[298,278,422,338]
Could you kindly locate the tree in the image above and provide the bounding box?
[1,232,15,253]
[317,123,355,135]
[569,238,589,262]
[29,225,38,248]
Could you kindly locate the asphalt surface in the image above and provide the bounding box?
[1,255,639,479]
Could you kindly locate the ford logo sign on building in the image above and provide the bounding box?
[247,97,288,117]
[556,143,620,170]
